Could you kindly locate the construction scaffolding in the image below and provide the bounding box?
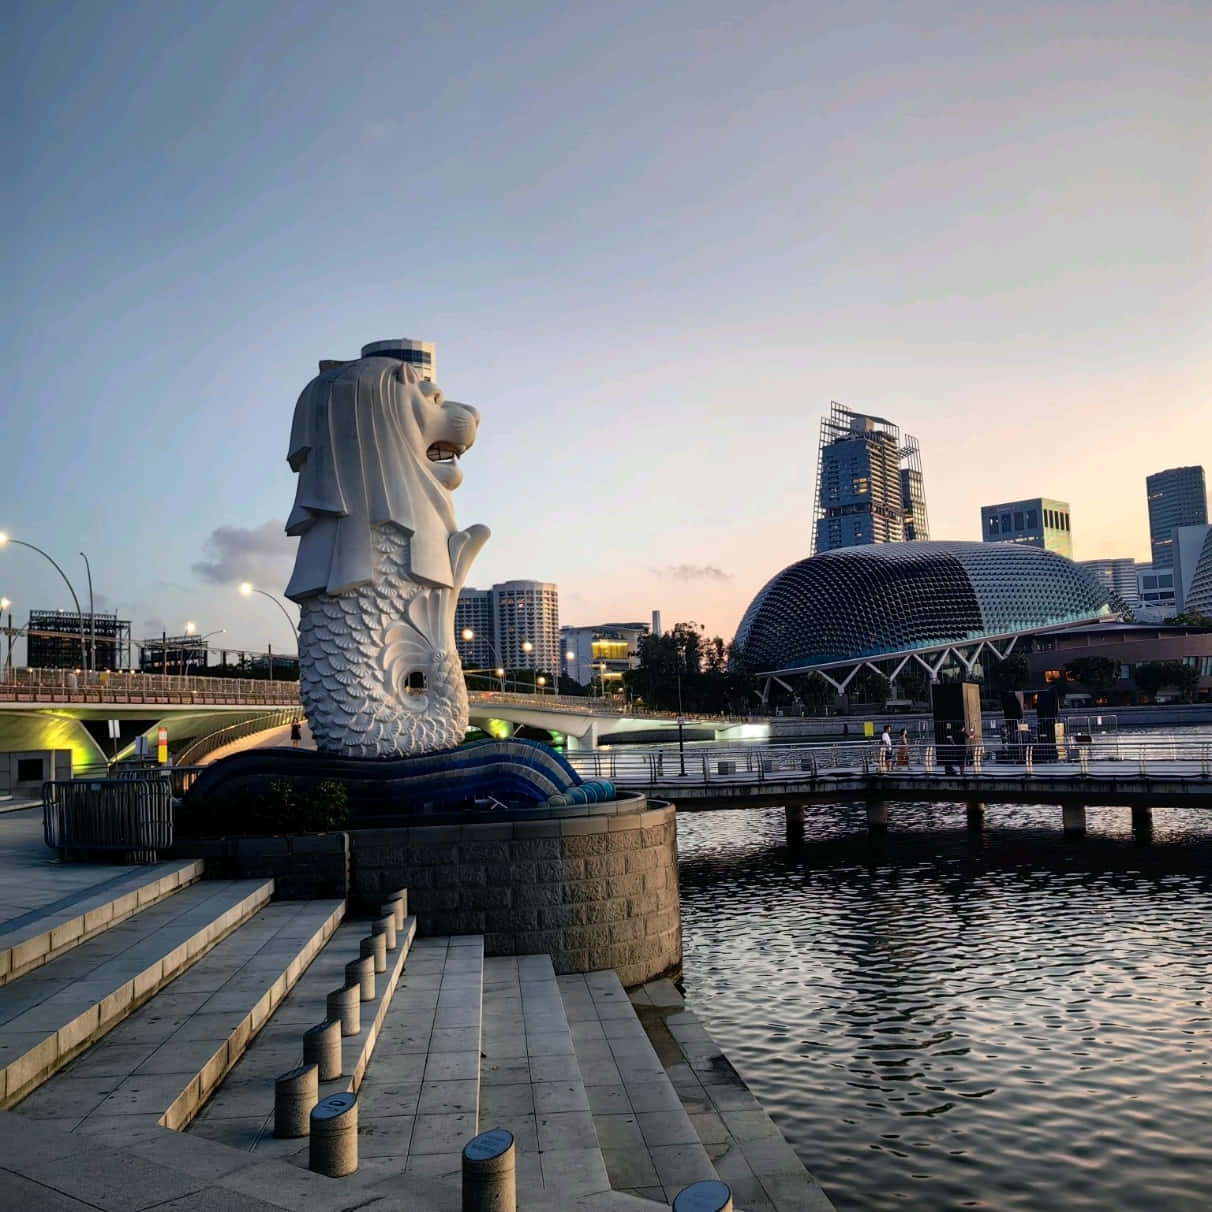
[26,610,132,671]
[811,401,930,553]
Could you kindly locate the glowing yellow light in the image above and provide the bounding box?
[238,582,253,596]
[0,533,8,546]
[462,627,475,641]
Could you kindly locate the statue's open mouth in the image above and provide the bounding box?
[426,442,464,465]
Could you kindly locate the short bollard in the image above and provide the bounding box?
[673,1179,734,1212]
[360,932,387,974]
[384,889,407,930]
[309,1091,357,1177]
[327,984,361,1036]
[303,1019,342,1081]
[373,913,397,951]
[346,955,375,1001]
[274,1063,318,1138]
[462,1128,515,1212]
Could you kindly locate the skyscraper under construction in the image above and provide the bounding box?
[812,402,930,554]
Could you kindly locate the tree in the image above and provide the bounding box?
[1166,610,1212,626]
[1064,656,1120,697]
[985,652,1030,696]
[1134,660,1199,701]
[847,666,889,705]
[627,622,757,714]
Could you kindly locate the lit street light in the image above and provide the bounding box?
[460,627,508,692]
[1,596,12,674]
[0,532,88,671]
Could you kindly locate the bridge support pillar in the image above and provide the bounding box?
[966,801,984,834]
[785,803,805,847]
[866,800,888,834]
[1062,803,1086,838]
[566,721,599,752]
[1131,804,1152,845]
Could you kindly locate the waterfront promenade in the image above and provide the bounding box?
[0,804,833,1210]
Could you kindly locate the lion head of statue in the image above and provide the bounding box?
[284,353,481,599]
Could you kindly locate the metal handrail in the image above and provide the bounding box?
[173,708,301,766]
[564,736,1212,786]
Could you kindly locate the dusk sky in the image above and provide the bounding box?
[4,0,1209,664]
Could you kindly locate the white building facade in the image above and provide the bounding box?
[455,581,561,680]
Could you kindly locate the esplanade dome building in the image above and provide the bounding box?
[734,541,1120,674]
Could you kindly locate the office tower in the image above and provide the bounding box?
[455,581,561,678]
[812,403,930,553]
[1146,465,1207,569]
[981,497,1073,559]
[1078,558,1139,609]
[1173,524,1212,612]
[359,338,436,381]
[454,589,494,669]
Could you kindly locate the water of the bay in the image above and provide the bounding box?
[676,800,1212,1211]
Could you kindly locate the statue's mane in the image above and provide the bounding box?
[284,357,458,599]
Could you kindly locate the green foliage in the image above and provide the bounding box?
[1133,660,1200,701]
[1165,610,1212,626]
[1064,656,1120,696]
[985,653,1030,695]
[847,667,890,704]
[626,622,757,715]
[180,777,350,837]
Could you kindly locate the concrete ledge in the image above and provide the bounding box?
[1,880,273,1108]
[0,860,204,987]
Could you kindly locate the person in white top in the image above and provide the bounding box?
[880,725,893,770]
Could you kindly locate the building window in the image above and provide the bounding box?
[1014,512,1024,530]
[1027,508,1038,528]
[989,516,999,534]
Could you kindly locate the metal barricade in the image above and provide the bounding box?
[43,776,173,860]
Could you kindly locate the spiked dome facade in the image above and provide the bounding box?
[734,541,1119,675]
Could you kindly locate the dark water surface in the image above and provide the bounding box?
[676,803,1212,1211]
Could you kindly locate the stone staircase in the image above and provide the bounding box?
[0,838,833,1211]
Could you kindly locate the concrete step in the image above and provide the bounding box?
[350,934,485,1187]
[189,910,417,1155]
[560,968,719,1205]
[629,978,836,1212]
[0,859,204,986]
[12,896,343,1137]
[473,953,614,1202]
[0,877,272,1107]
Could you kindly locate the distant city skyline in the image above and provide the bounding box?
[4,1,1209,655]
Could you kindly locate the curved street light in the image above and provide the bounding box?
[0,532,88,671]
[238,582,300,642]
[182,623,226,676]
[461,627,508,692]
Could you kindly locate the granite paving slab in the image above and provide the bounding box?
[0,878,273,1107]
[629,977,836,1212]
[189,912,416,1157]
[14,897,343,1134]
[560,968,716,1205]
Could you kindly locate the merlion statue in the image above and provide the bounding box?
[283,341,488,758]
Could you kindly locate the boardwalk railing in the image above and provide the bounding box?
[43,775,174,859]
[0,666,300,707]
[566,736,1212,788]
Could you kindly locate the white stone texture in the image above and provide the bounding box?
[285,355,489,757]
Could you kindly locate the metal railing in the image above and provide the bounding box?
[0,666,301,706]
[43,775,173,858]
[565,736,1212,787]
[173,708,300,766]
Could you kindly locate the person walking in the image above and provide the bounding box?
[880,724,893,772]
[896,727,910,767]
[290,719,302,748]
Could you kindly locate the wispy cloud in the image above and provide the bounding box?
[192,520,295,586]
[653,564,732,583]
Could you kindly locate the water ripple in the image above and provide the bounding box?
[677,802,1212,1212]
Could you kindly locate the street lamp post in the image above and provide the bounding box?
[0,597,12,675]
[0,533,88,671]
[79,552,95,675]
[676,648,687,777]
[238,582,300,642]
[461,627,508,693]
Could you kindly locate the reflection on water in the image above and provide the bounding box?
[677,802,1212,1212]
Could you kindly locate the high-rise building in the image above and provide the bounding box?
[1182,528,1212,617]
[812,403,930,553]
[1173,524,1212,613]
[981,497,1073,559]
[1146,465,1207,569]
[454,581,560,680]
[1078,558,1139,609]
[359,338,436,381]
